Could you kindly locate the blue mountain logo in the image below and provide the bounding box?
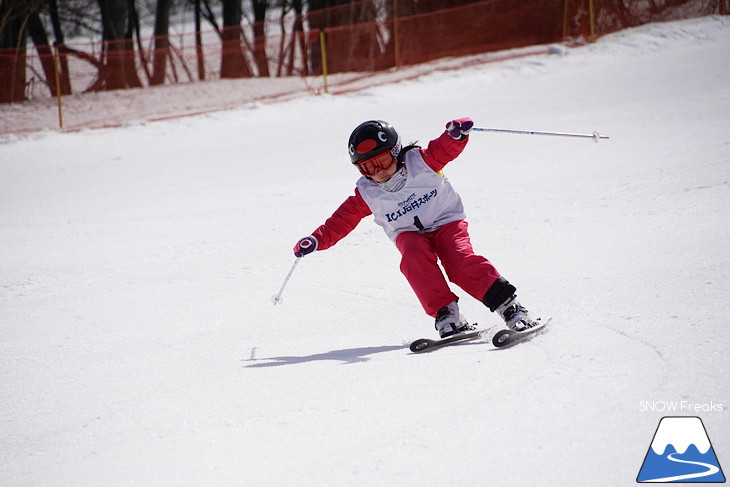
[637,416,725,483]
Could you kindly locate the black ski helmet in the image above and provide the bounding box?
[348,120,401,165]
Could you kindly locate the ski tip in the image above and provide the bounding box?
[491,329,513,347]
[410,338,435,353]
[492,317,552,348]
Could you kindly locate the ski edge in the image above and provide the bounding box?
[409,326,485,353]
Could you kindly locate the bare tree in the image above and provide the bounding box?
[193,0,205,80]
[220,0,252,77]
[47,0,72,94]
[276,0,306,76]
[89,0,142,91]
[150,0,170,85]
[250,0,268,76]
[0,0,39,102]
[190,0,221,80]
[26,7,59,96]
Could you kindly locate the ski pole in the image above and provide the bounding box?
[271,257,301,305]
[473,127,609,142]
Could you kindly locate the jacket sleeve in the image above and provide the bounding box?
[420,131,469,173]
[311,188,372,251]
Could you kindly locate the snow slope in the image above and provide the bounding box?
[1,15,729,486]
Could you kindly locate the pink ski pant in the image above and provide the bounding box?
[395,220,501,317]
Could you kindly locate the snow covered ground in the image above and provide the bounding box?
[1,15,729,486]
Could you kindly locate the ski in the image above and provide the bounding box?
[491,318,552,348]
[410,326,485,353]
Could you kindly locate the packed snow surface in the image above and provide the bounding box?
[1,15,729,486]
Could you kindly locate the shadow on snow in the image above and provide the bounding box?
[243,344,407,367]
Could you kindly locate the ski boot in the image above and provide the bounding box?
[434,300,473,338]
[496,295,539,332]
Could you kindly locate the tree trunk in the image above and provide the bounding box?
[277,0,304,76]
[251,0,269,77]
[26,10,58,97]
[150,0,170,85]
[194,0,205,80]
[91,0,142,91]
[123,0,142,87]
[0,0,35,103]
[47,0,71,94]
[220,0,252,78]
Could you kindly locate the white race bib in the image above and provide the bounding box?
[356,150,466,241]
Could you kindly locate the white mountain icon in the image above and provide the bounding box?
[651,417,711,455]
[637,416,725,483]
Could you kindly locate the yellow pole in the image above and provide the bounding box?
[53,44,64,129]
[319,30,329,94]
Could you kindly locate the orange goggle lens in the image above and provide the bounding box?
[355,151,396,176]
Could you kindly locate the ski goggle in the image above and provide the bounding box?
[355,150,396,176]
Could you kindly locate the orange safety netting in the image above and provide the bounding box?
[0,0,726,134]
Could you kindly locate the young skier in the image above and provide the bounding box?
[293,118,539,338]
